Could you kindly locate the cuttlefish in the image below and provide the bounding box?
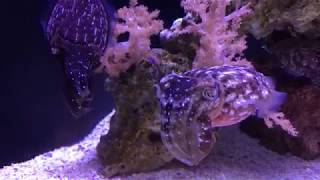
[46,0,111,117]
[156,65,289,166]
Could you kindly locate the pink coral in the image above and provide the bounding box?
[100,0,163,77]
[264,112,298,136]
[180,0,252,68]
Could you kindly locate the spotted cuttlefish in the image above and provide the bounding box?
[156,65,296,166]
[46,0,111,117]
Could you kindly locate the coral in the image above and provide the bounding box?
[100,0,163,76]
[179,0,252,68]
[263,112,298,136]
[242,0,320,39]
[160,17,201,59]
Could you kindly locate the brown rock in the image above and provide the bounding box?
[96,49,195,177]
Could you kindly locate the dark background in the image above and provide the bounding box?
[0,0,184,167]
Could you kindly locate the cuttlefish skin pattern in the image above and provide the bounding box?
[47,0,110,117]
[156,65,284,166]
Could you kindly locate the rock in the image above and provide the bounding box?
[96,49,198,177]
[282,85,320,159]
[241,35,320,160]
[270,38,320,87]
[241,0,320,39]
[241,80,320,159]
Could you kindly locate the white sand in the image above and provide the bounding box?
[1,110,320,180]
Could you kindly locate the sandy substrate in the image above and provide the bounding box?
[1,110,320,180]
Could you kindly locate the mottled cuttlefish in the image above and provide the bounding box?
[156,65,297,166]
[46,0,111,117]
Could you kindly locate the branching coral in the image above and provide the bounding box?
[100,0,163,77]
[180,0,252,68]
[264,112,298,136]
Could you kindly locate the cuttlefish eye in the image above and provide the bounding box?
[202,87,218,100]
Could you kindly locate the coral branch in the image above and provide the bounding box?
[180,0,252,68]
[264,112,298,136]
[101,0,163,76]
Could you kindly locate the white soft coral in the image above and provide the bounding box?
[180,0,252,68]
[264,112,298,136]
[101,0,163,77]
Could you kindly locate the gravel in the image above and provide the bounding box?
[1,110,320,180]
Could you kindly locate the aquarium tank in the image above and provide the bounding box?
[1,0,320,179]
